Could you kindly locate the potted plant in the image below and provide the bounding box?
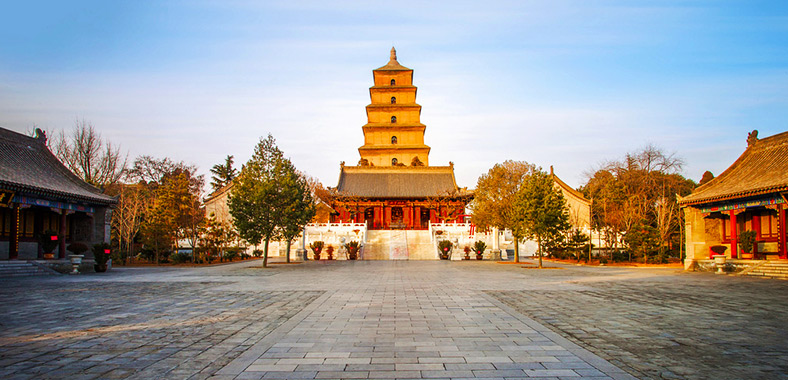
[474,240,487,260]
[463,246,471,260]
[326,245,334,260]
[438,240,452,260]
[93,243,111,272]
[39,230,59,259]
[345,241,360,260]
[738,230,757,259]
[309,241,324,260]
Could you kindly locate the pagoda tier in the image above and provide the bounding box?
[357,47,430,167]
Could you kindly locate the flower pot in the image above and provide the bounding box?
[740,252,754,260]
[348,253,357,260]
[476,253,483,260]
[43,252,55,260]
[440,254,449,260]
[313,253,321,260]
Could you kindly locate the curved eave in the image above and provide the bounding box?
[358,145,431,151]
[678,185,788,207]
[0,180,117,206]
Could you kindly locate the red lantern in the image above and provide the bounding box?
[50,236,58,241]
[104,249,111,254]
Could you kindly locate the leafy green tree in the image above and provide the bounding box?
[229,134,310,267]
[513,170,571,268]
[210,155,238,192]
[471,160,536,263]
[279,172,315,263]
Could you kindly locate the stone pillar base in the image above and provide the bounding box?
[491,249,501,261]
[684,258,698,271]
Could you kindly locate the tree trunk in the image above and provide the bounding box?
[537,235,543,269]
[513,235,519,263]
[286,240,291,263]
[263,238,269,268]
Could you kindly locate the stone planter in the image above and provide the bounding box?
[68,254,84,274]
[712,255,726,274]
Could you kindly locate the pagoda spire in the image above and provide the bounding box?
[390,47,397,61]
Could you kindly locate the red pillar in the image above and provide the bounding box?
[780,204,786,259]
[10,204,19,260]
[59,209,67,259]
[384,207,391,229]
[403,207,411,229]
[730,210,738,259]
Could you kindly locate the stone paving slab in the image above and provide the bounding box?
[488,267,788,379]
[4,259,786,379]
[0,279,322,379]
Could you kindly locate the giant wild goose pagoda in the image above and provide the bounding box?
[328,48,473,231]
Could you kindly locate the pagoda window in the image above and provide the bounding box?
[391,116,397,123]
[391,158,398,166]
[391,97,396,104]
[390,79,396,86]
[391,136,397,144]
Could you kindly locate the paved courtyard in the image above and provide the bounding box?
[0,260,786,380]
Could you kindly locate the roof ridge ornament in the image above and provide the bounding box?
[34,128,47,143]
[390,47,397,62]
[747,130,759,147]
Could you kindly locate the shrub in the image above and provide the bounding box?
[309,241,324,254]
[438,240,453,253]
[473,240,487,254]
[171,251,191,264]
[223,250,238,261]
[252,249,263,257]
[92,243,111,266]
[39,230,59,253]
[67,242,89,255]
[739,230,757,253]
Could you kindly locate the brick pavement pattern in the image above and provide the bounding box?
[1,260,786,379]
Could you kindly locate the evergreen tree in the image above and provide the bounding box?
[513,170,571,268]
[279,171,316,263]
[210,155,238,192]
[229,135,312,267]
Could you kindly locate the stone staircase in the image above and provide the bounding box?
[0,261,57,277]
[360,230,438,260]
[406,230,438,260]
[744,261,788,280]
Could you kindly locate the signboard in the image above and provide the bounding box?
[12,195,95,213]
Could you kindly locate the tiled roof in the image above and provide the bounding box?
[335,165,467,198]
[0,127,116,205]
[679,130,788,206]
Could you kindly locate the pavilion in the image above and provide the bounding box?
[679,130,787,264]
[0,128,116,263]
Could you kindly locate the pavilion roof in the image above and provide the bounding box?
[334,165,469,199]
[679,130,788,206]
[0,127,116,205]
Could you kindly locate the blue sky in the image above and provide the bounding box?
[2,0,787,190]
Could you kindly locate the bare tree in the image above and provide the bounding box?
[50,119,127,189]
[111,183,150,263]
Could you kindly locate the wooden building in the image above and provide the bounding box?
[679,130,787,262]
[330,48,472,229]
[0,128,116,261]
